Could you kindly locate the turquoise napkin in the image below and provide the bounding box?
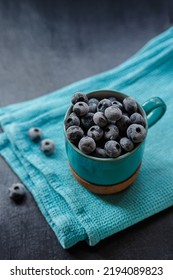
[0,28,173,249]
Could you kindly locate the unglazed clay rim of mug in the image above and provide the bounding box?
[64,89,148,162]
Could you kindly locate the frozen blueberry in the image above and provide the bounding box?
[130,112,146,127]
[93,147,108,158]
[88,103,97,113]
[88,98,99,105]
[112,100,124,111]
[78,136,96,154]
[40,139,56,155]
[65,112,80,129]
[104,140,122,158]
[116,114,131,132]
[88,98,99,113]
[93,112,108,127]
[120,137,134,152]
[104,124,119,140]
[66,125,84,144]
[123,97,137,114]
[9,183,26,203]
[28,127,43,142]
[71,93,88,104]
[73,102,89,117]
[108,96,117,103]
[81,112,94,129]
[105,105,122,122]
[87,125,103,141]
[97,98,112,112]
[127,124,146,143]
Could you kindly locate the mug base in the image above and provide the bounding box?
[69,162,142,195]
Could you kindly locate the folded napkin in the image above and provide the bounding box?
[0,28,173,249]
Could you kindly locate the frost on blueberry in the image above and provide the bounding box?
[105,105,122,122]
[88,98,99,113]
[93,147,108,158]
[104,140,122,158]
[120,137,134,152]
[111,100,124,111]
[73,102,89,117]
[93,112,108,127]
[97,98,112,112]
[78,136,96,154]
[65,112,80,129]
[87,125,103,141]
[127,124,146,143]
[9,183,26,203]
[71,93,88,104]
[28,127,43,141]
[67,125,84,144]
[89,102,98,113]
[40,139,56,155]
[108,96,117,103]
[104,124,119,140]
[130,112,146,127]
[123,97,137,114]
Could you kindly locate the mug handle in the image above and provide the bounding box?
[142,97,166,128]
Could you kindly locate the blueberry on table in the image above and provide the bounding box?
[93,147,108,158]
[40,139,56,155]
[73,102,89,117]
[104,140,122,158]
[130,112,146,127]
[65,112,80,129]
[123,97,137,114]
[105,105,122,122]
[28,127,43,142]
[9,183,26,203]
[116,114,131,132]
[104,124,119,140]
[127,124,146,143]
[87,125,104,141]
[71,93,88,104]
[93,112,108,127]
[80,112,94,129]
[97,98,112,113]
[120,137,134,152]
[78,136,96,154]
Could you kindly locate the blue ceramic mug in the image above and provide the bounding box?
[64,90,166,194]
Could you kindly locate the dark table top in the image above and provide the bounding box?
[0,0,173,260]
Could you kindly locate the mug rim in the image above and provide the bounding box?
[64,89,148,162]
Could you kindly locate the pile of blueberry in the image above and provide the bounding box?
[65,93,146,158]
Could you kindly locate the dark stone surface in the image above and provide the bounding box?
[0,0,172,259]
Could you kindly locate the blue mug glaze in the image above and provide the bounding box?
[64,90,166,186]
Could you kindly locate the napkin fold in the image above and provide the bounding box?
[0,28,173,248]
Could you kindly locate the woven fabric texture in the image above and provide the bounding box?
[0,28,173,249]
